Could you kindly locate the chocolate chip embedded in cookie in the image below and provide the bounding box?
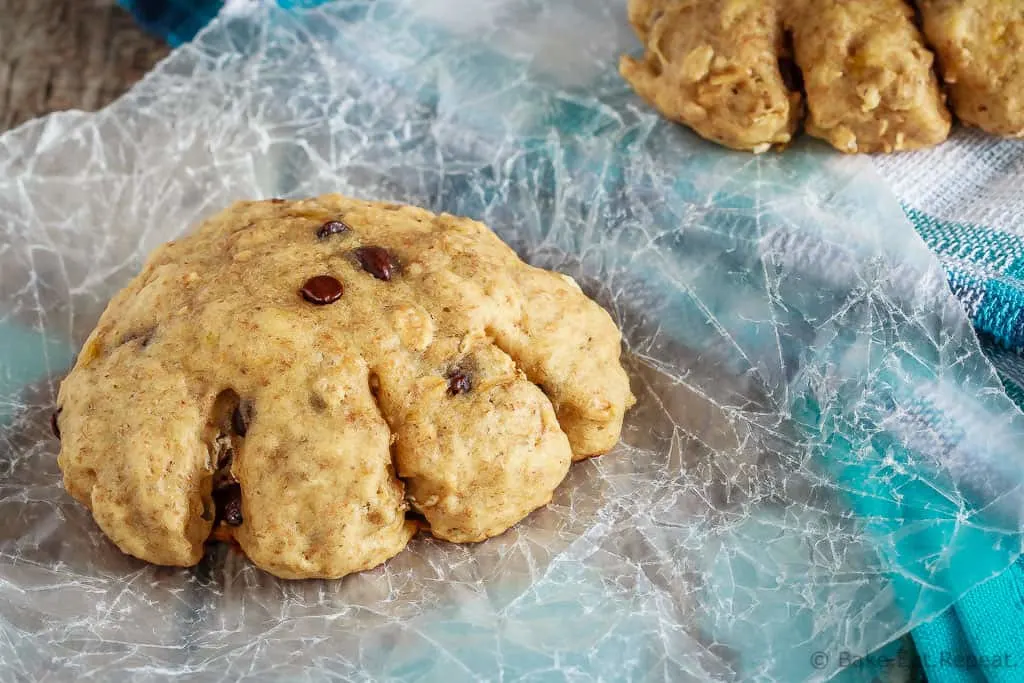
[299,275,344,305]
[353,245,398,281]
[445,367,472,396]
[56,195,635,580]
[316,219,351,239]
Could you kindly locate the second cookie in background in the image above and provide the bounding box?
[621,0,1024,153]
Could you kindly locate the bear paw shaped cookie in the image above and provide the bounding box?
[55,195,635,580]
[621,0,1024,153]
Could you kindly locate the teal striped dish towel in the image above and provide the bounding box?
[875,138,1024,392]
[875,138,1024,682]
[117,0,222,45]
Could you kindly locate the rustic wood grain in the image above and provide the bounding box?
[0,0,170,132]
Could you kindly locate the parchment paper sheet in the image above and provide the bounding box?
[3,1,1024,680]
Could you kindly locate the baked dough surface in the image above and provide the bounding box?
[56,195,634,579]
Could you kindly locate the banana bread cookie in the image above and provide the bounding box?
[54,195,635,579]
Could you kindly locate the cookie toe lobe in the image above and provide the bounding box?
[492,270,634,460]
[375,344,572,543]
[917,0,1024,137]
[409,214,634,460]
[231,361,414,580]
[57,355,213,567]
[787,0,951,153]
[621,0,801,152]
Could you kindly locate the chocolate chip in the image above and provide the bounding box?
[446,369,472,396]
[354,246,398,281]
[232,400,252,437]
[51,408,61,440]
[215,483,244,527]
[224,501,243,526]
[300,275,344,305]
[230,408,246,437]
[317,220,351,239]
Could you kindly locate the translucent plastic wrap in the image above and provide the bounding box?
[3,1,1024,680]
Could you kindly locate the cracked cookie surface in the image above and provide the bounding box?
[55,195,635,579]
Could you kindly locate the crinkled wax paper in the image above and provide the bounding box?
[3,1,1024,680]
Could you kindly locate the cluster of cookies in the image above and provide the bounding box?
[54,196,635,579]
[621,0,1024,153]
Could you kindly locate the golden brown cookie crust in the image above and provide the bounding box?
[620,0,964,154]
[620,0,802,153]
[918,0,1024,138]
[788,0,952,153]
[56,196,635,579]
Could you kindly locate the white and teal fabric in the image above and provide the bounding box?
[878,137,1024,398]
[876,135,1024,683]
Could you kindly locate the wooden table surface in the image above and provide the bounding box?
[0,0,170,132]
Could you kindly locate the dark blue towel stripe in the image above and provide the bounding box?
[117,0,224,45]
